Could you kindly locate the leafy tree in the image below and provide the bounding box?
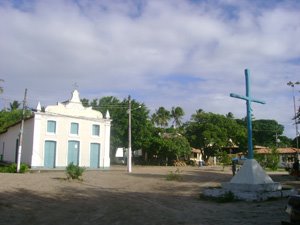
[148,131,191,165]
[99,96,126,154]
[151,107,171,128]
[295,106,300,124]
[0,103,32,133]
[292,106,300,147]
[125,98,153,153]
[90,99,99,108]
[81,96,153,160]
[275,135,292,148]
[265,147,280,171]
[81,96,125,157]
[217,151,231,170]
[81,98,89,107]
[252,119,284,147]
[226,112,234,119]
[185,110,247,162]
[292,136,300,148]
[170,106,185,128]
[9,100,21,111]
[254,151,267,168]
[255,147,280,171]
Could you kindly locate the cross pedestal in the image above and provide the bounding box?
[219,159,287,201]
[224,69,282,199]
[203,69,296,200]
[222,159,281,192]
[203,69,297,201]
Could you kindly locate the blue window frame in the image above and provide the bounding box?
[47,120,56,133]
[92,124,100,136]
[70,122,79,135]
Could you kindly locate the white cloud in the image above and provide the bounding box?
[0,0,299,139]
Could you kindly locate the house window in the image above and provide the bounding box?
[92,124,100,136]
[47,120,56,133]
[70,123,79,135]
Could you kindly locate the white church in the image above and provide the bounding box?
[0,90,111,169]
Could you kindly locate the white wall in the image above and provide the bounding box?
[32,113,111,168]
[0,117,34,165]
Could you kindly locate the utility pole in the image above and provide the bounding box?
[17,88,27,173]
[287,81,300,149]
[127,95,132,173]
[275,132,280,148]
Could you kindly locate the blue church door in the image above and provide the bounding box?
[68,141,79,166]
[90,143,100,168]
[44,141,56,168]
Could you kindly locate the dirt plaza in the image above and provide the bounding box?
[0,165,298,225]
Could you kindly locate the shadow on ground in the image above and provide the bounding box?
[0,184,289,225]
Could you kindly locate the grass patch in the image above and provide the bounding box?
[200,191,238,203]
[0,163,29,173]
[166,168,182,181]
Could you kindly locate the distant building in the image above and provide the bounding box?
[0,90,111,169]
[189,148,202,165]
[254,146,300,167]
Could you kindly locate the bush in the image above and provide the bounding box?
[265,147,280,171]
[0,163,29,173]
[216,151,231,170]
[66,163,85,180]
[255,147,280,171]
[166,168,182,181]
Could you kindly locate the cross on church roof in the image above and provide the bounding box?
[73,82,79,90]
[230,69,265,159]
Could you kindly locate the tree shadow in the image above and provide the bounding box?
[129,169,232,185]
[0,184,290,225]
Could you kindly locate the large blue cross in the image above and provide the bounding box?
[230,69,266,159]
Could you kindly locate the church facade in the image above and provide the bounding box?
[0,90,111,169]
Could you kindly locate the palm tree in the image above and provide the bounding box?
[9,100,21,111]
[226,112,234,119]
[151,107,171,128]
[171,106,184,128]
[295,106,300,124]
[0,79,4,94]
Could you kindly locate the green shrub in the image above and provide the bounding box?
[255,147,280,171]
[216,151,231,170]
[7,163,17,173]
[166,168,182,181]
[0,167,6,173]
[0,163,29,173]
[266,147,280,171]
[66,163,85,180]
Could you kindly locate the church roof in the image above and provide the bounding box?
[44,90,104,119]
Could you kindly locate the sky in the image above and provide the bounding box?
[0,0,299,139]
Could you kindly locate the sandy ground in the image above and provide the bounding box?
[0,165,298,225]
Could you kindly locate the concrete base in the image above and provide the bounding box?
[230,159,278,185]
[202,187,297,201]
[222,182,282,192]
[202,159,297,201]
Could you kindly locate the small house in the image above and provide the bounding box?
[254,146,300,167]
